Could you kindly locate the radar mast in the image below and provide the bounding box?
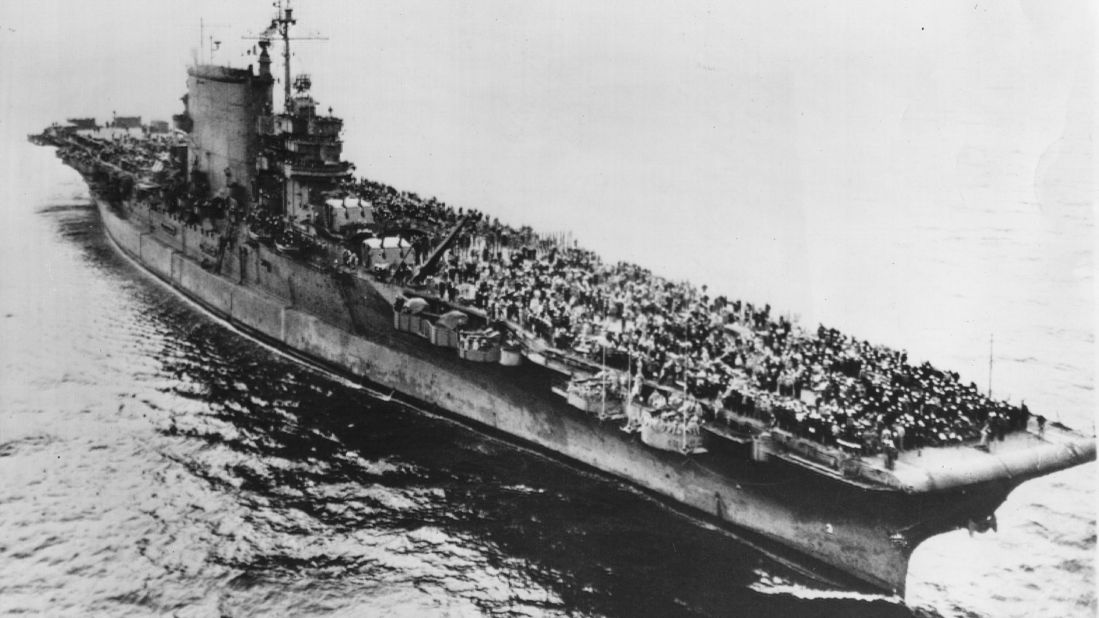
[245,1,326,112]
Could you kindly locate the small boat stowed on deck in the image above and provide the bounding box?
[393,295,522,367]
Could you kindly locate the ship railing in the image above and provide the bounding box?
[283,160,353,177]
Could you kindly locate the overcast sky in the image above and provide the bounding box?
[1,1,1092,338]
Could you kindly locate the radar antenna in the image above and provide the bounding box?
[243,0,326,110]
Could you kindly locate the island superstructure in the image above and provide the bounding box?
[29,2,1095,596]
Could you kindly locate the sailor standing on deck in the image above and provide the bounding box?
[881,427,897,470]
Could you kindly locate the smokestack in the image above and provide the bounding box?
[258,40,272,78]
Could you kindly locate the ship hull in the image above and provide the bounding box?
[90,192,1024,597]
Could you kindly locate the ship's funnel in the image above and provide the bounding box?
[258,40,272,78]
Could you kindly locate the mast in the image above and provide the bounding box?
[602,336,607,418]
[601,296,608,419]
[278,0,296,109]
[626,343,640,431]
[250,1,324,111]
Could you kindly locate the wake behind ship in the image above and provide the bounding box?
[28,2,1094,597]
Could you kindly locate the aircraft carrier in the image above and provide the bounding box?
[28,2,1095,596]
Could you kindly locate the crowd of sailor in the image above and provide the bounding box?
[56,131,190,207]
[246,209,286,240]
[54,128,1039,458]
[76,132,176,175]
[61,132,315,255]
[346,176,1037,457]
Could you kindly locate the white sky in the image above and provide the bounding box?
[0,0,1093,349]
